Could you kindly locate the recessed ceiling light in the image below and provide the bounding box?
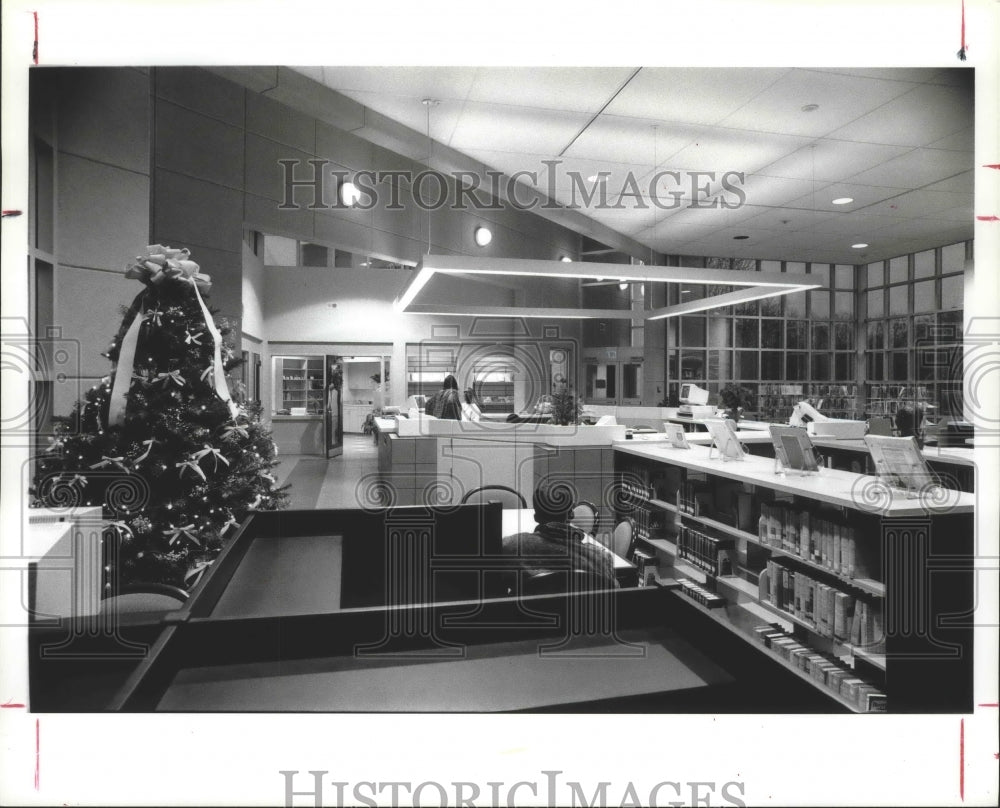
[801,103,820,113]
[339,180,362,207]
[832,197,854,205]
[852,243,869,249]
[474,226,492,247]
[733,235,749,240]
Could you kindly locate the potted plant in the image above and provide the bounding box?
[549,389,583,426]
[718,384,754,423]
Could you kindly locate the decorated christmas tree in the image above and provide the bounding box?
[32,246,287,589]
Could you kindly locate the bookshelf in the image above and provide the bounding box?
[613,442,974,712]
[273,356,325,414]
[757,383,859,422]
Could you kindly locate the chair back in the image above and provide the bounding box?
[867,416,894,436]
[459,485,527,510]
[100,583,188,618]
[612,518,636,559]
[569,501,599,535]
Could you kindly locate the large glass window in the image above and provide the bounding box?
[862,241,968,420]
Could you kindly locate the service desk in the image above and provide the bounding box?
[108,504,862,713]
[106,505,756,712]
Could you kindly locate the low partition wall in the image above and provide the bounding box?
[375,420,625,536]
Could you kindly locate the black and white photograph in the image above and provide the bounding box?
[1,1,998,805]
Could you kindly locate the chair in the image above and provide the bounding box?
[569,501,600,535]
[611,517,637,560]
[460,485,527,510]
[99,583,188,620]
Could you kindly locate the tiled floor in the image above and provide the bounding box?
[274,434,379,510]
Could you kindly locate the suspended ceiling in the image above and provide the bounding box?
[288,66,973,266]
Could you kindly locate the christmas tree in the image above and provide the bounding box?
[32,246,287,589]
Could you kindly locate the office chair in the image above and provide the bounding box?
[612,517,637,560]
[460,485,527,510]
[570,501,600,535]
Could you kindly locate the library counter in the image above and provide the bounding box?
[615,442,974,517]
[612,441,976,712]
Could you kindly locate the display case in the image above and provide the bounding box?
[273,356,324,415]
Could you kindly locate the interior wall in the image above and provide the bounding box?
[41,68,152,414]
[153,66,585,404]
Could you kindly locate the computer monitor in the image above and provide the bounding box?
[679,383,709,406]
[405,394,427,411]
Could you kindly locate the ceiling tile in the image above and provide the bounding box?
[563,115,697,164]
[466,67,637,113]
[739,175,822,207]
[867,189,972,218]
[928,128,974,152]
[661,127,811,174]
[931,206,974,223]
[826,83,973,146]
[922,171,973,194]
[784,184,907,212]
[319,66,477,102]
[758,139,912,182]
[847,148,973,188]
[718,68,918,138]
[603,67,789,126]
[450,102,592,154]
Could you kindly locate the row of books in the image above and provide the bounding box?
[759,560,883,645]
[677,578,726,609]
[757,503,869,580]
[752,624,886,712]
[678,525,733,576]
[678,481,714,517]
[867,385,932,400]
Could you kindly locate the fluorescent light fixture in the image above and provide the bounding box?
[852,243,869,249]
[474,226,492,247]
[832,197,853,205]
[394,255,819,319]
[339,180,361,207]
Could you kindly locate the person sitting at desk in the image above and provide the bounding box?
[500,482,616,595]
[425,374,462,420]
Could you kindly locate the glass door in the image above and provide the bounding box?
[325,356,343,458]
[584,361,643,405]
